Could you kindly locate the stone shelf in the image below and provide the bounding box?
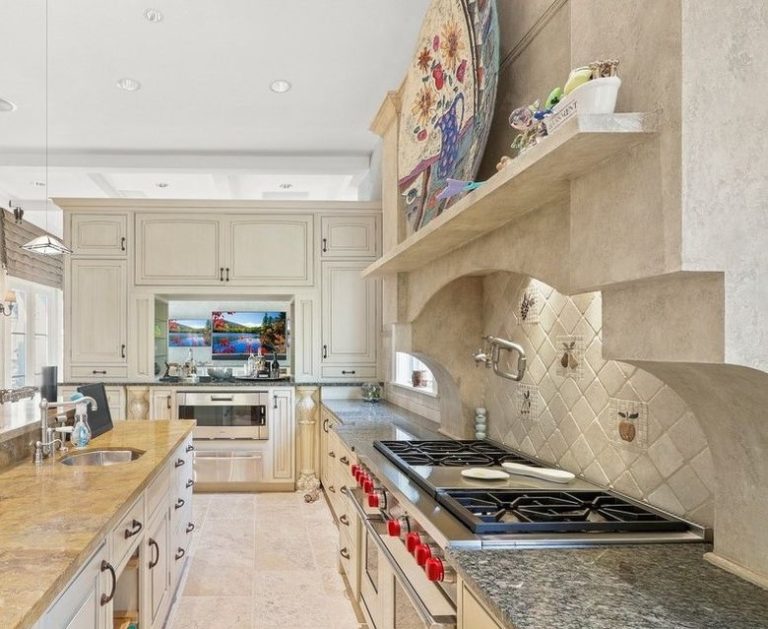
[362,113,657,278]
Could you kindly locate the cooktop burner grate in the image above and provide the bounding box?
[436,489,690,534]
[374,440,539,469]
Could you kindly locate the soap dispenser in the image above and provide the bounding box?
[69,392,92,448]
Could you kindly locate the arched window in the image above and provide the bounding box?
[393,352,437,396]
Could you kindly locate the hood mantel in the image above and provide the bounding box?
[371,0,768,585]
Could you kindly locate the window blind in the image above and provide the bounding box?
[0,208,63,289]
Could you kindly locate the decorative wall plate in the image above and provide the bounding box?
[398,0,499,233]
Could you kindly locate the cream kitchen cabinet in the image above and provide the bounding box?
[58,385,126,422]
[135,213,313,286]
[320,214,380,258]
[321,260,379,371]
[41,542,110,629]
[458,578,503,629]
[270,388,295,481]
[319,406,340,489]
[67,259,127,373]
[68,213,128,258]
[145,506,171,629]
[150,388,176,420]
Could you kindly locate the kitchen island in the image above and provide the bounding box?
[0,420,195,629]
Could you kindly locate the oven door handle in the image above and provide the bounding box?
[349,489,456,629]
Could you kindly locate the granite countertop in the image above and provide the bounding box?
[448,545,768,629]
[0,420,195,629]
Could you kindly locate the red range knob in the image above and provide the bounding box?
[363,479,374,494]
[415,543,432,566]
[367,493,380,508]
[351,464,359,476]
[387,519,401,537]
[357,472,367,487]
[425,557,445,582]
[405,532,421,554]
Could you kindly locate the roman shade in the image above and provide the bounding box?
[0,208,63,289]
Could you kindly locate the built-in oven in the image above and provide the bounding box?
[350,490,456,629]
[177,391,268,440]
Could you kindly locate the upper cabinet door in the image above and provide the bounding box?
[69,259,127,365]
[69,213,128,257]
[320,215,380,258]
[135,214,222,285]
[224,215,313,286]
[321,261,378,364]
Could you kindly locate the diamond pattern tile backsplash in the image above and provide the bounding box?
[482,273,714,526]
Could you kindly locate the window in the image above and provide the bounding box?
[393,352,437,395]
[3,278,62,388]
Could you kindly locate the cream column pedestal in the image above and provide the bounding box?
[296,386,320,491]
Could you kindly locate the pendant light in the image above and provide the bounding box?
[22,0,71,256]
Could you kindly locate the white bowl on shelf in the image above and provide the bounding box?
[553,75,622,116]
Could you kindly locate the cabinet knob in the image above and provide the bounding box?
[186,479,194,488]
[175,498,185,510]
[186,522,195,534]
[175,547,185,561]
[175,458,185,468]
[124,519,143,539]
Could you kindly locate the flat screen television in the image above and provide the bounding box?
[168,319,211,347]
[211,311,287,361]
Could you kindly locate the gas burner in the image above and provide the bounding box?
[374,440,541,471]
[436,490,690,535]
[439,453,496,467]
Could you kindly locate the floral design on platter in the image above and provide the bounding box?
[398,0,499,233]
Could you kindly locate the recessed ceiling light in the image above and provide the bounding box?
[155,182,169,188]
[32,181,46,187]
[279,183,293,189]
[143,8,164,22]
[269,80,292,94]
[0,97,17,112]
[116,78,142,92]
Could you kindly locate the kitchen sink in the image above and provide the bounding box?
[60,448,145,466]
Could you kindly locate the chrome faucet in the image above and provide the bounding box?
[473,336,527,382]
[34,396,98,464]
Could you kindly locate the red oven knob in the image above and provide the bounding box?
[351,464,359,476]
[363,479,374,494]
[357,472,367,487]
[415,544,432,567]
[387,519,401,537]
[405,532,421,554]
[425,557,445,582]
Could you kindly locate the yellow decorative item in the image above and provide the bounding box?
[563,66,592,95]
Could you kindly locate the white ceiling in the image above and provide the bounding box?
[0,0,429,229]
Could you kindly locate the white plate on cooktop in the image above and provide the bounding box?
[501,461,575,484]
[460,468,510,481]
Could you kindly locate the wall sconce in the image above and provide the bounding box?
[0,289,16,316]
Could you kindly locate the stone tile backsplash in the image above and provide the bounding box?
[482,273,714,526]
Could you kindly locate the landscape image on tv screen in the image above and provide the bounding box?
[168,319,211,347]
[211,311,287,360]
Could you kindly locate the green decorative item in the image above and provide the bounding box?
[545,86,563,109]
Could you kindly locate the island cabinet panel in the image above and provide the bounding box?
[321,260,378,366]
[145,507,171,629]
[41,542,109,629]
[458,579,503,629]
[69,213,128,258]
[68,259,127,367]
[270,388,295,480]
[224,215,314,286]
[320,215,380,258]
[135,214,222,285]
[150,388,176,421]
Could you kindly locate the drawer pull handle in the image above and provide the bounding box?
[92,370,107,375]
[175,547,185,561]
[186,479,194,488]
[340,456,350,465]
[148,539,160,569]
[100,561,116,605]
[322,344,328,359]
[121,344,126,359]
[328,485,336,493]
[175,498,185,510]
[328,451,335,459]
[175,458,185,468]
[186,522,195,534]
[339,514,350,526]
[340,486,349,496]
[341,370,356,375]
[186,444,194,452]
[339,547,350,560]
[120,236,126,251]
[124,519,143,539]
[219,267,224,282]
[322,237,328,253]
[322,418,329,433]
[167,394,172,410]
[225,267,230,282]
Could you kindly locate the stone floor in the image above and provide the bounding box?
[166,492,361,629]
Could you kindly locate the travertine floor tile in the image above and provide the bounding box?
[169,492,360,629]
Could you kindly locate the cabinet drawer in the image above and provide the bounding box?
[69,365,129,380]
[321,365,376,379]
[146,467,170,520]
[110,494,145,569]
[320,215,380,258]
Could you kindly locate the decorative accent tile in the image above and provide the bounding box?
[609,398,648,449]
[518,285,542,324]
[516,384,539,420]
[555,335,584,379]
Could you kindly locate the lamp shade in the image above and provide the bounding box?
[21,234,72,255]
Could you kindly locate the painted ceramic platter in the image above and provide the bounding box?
[460,467,510,480]
[398,0,499,233]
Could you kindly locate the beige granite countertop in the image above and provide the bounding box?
[0,420,196,629]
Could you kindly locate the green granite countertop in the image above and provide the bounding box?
[448,545,768,629]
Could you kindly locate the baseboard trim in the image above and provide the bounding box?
[704,552,768,590]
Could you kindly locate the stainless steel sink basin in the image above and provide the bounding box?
[60,448,145,466]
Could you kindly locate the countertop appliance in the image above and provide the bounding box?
[177,391,268,440]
